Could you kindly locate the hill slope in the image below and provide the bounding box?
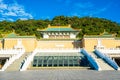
[0,16,120,38]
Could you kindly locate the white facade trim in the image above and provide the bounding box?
[43,33,49,39]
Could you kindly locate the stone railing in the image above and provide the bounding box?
[0,49,24,54]
[97,48,120,54]
[20,49,37,71]
[81,49,101,71]
[94,49,119,70]
[0,49,25,71]
[35,48,81,53]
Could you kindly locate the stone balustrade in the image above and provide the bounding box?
[35,48,81,53]
[0,49,24,54]
[0,49,25,71]
[20,49,38,71]
[98,48,120,54]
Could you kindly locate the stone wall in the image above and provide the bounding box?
[83,38,120,52]
[36,40,81,49]
[4,37,120,52]
[0,40,3,49]
[4,38,37,52]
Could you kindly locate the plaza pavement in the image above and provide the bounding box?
[0,69,120,80]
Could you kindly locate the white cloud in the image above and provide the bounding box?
[6,18,14,21]
[0,18,14,21]
[0,18,5,21]
[3,11,17,16]
[0,0,33,21]
[0,4,7,9]
[0,0,3,3]
[69,2,109,17]
[6,3,33,18]
[19,18,28,20]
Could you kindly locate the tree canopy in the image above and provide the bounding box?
[0,16,120,38]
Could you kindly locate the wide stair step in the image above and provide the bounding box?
[5,52,30,71]
[96,59,114,70]
[89,52,114,70]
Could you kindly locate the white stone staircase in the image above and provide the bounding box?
[90,52,114,70]
[5,52,29,71]
[96,58,114,70]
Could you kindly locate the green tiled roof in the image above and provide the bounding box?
[84,35,114,38]
[6,33,35,38]
[6,33,17,38]
[0,38,3,40]
[41,27,78,32]
[84,34,114,38]
[115,38,120,40]
[84,32,115,38]
[15,36,35,38]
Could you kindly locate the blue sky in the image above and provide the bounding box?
[0,0,120,23]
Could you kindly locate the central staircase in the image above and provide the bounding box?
[5,52,29,71]
[90,52,114,70]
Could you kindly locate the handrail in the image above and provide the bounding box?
[81,49,100,71]
[0,49,25,71]
[0,49,23,54]
[98,48,120,54]
[94,49,119,70]
[35,48,81,53]
[20,49,38,71]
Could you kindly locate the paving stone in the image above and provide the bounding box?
[0,70,120,80]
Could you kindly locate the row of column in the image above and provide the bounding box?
[49,35,70,39]
[33,56,80,67]
[46,32,71,36]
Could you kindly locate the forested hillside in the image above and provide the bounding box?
[0,16,120,38]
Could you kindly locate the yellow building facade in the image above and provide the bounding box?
[4,38,37,52]
[2,32,120,52]
[1,34,82,52]
[37,40,81,49]
[2,33,37,52]
[82,36,120,52]
[0,39,3,49]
